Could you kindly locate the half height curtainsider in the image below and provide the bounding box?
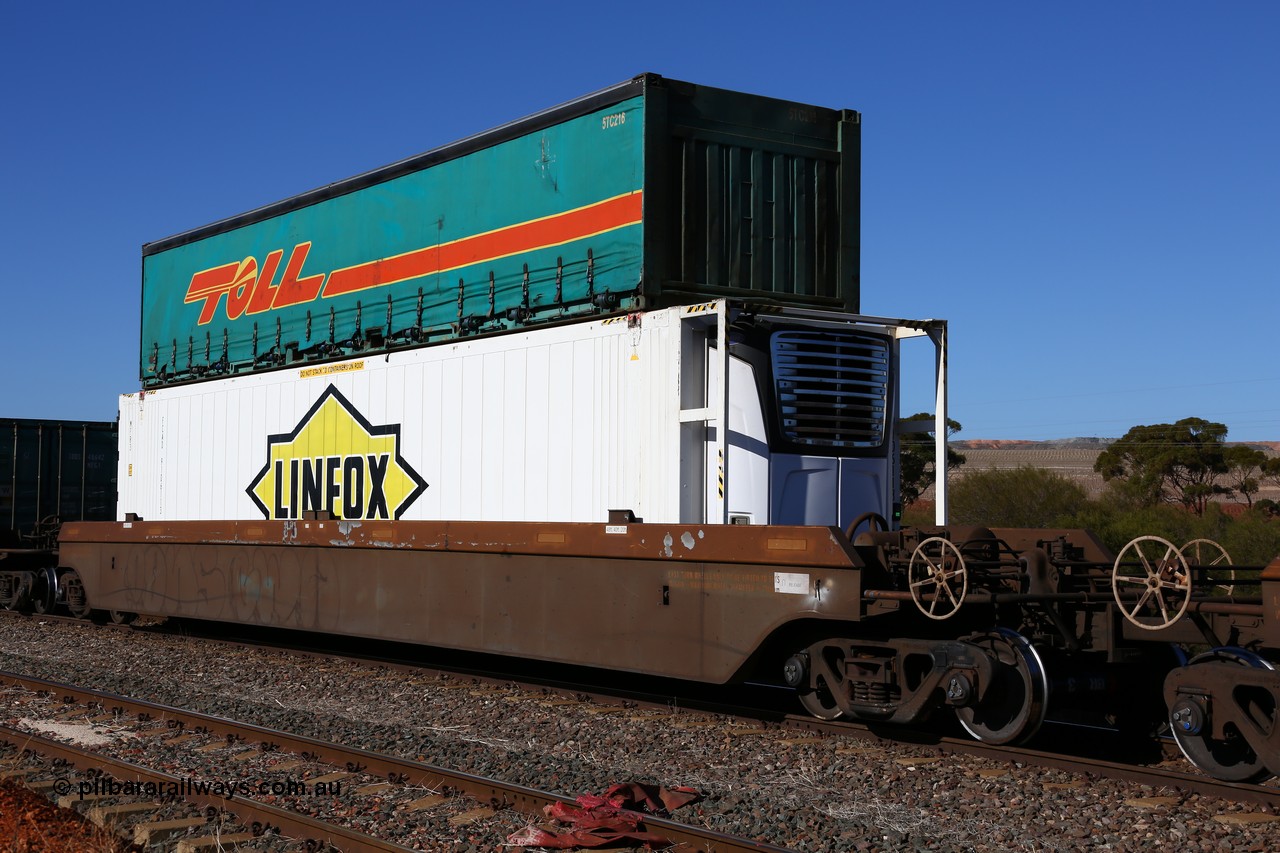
[140,74,861,386]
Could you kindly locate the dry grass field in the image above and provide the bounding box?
[922,441,1280,506]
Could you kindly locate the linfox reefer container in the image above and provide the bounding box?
[120,299,946,528]
[140,74,861,386]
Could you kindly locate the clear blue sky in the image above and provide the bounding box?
[2,2,1276,441]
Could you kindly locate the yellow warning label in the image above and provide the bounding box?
[300,361,365,379]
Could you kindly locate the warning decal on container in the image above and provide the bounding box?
[300,361,365,379]
[773,572,810,595]
[246,384,427,520]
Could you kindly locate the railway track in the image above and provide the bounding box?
[799,718,1280,807]
[5,612,1280,850]
[0,670,791,852]
[0,724,397,851]
[21,612,1280,809]
[106,615,1280,806]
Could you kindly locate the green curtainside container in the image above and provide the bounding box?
[140,74,860,386]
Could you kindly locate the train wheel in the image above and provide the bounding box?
[61,570,91,619]
[1111,536,1191,630]
[29,568,56,615]
[1181,538,1234,596]
[955,628,1048,745]
[1169,649,1276,783]
[798,682,845,720]
[908,536,967,620]
[796,647,847,720]
[109,610,137,625]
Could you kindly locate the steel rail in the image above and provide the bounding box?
[0,723,407,852]
[12,614,1277,809]
[0,671,792,853]
[785,714,1280,807]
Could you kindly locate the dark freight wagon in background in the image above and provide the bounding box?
[0,419,117,548]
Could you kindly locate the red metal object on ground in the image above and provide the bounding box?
[508,783,702,849]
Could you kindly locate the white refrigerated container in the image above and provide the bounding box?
[119,300,942,527]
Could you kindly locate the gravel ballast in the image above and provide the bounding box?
[1,615,1278,852]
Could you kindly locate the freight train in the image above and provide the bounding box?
[1,74,1277,785]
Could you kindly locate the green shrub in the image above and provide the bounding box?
[1220,510,1280,567]
[922,469,1280,567]
[948,466,1089,528]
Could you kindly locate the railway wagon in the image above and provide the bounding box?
[0,419,116,551]
[9,75,1280,785]
[48,514,1280,785]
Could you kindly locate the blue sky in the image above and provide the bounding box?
[2,2,1276,441]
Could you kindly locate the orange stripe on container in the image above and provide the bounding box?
[323,192,642,297]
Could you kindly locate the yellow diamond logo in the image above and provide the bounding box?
[247,385,427,520]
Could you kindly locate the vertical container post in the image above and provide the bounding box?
[931,321,948,525]
[714,299,728,523]
[677,300,729,523]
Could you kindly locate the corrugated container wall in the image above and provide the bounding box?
[1,420,118,544]
[140,74,860,387]
[121,310,685,524]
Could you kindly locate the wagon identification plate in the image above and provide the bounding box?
[774,572,810,595]
[246,384,428,520]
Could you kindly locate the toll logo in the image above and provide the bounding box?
[246,385,427,520]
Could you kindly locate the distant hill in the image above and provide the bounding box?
[953,438,1278,452]
[954,438,1114,450]
[930,438,1279,503]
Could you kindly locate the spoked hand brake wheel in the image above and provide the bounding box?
[845,511,889,542]
[1111,536,1191,630]
[908,536,967,620]
[1181,538,1235,596]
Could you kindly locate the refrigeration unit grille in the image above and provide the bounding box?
[770,330,888,448]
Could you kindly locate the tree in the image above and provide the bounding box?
[1222,445,1269,507]
[899,413,966,506]
[1094,418,1230,515]
[1265,456,1280,491]
[949,466,1088,528]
